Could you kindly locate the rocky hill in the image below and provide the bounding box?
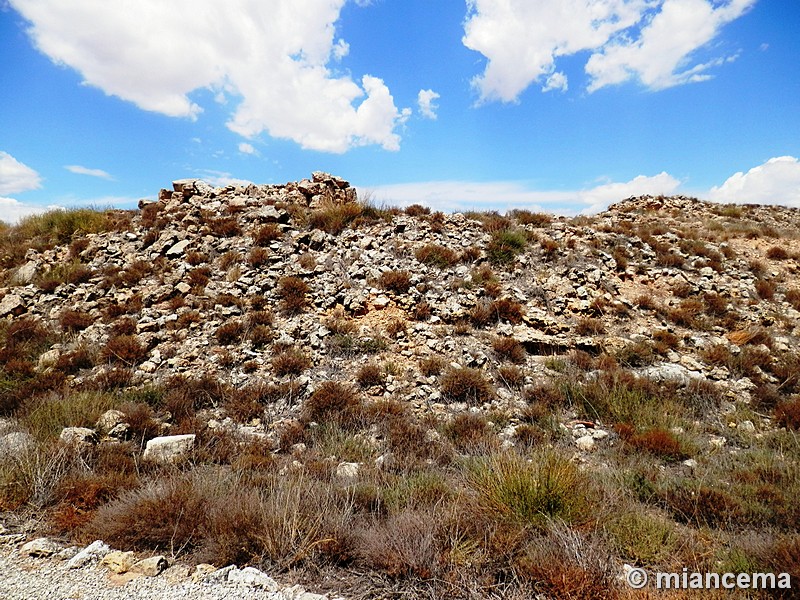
[1,174,799,599]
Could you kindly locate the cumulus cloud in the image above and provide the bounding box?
[708,156,800,207]
[462,0,754,102]
[586,0,754,91]
[195,170,254,188]
[9,0,409,153]
[65,165,114,180]
[0,151,42,195]
[368,172,681,214]
[238,143,257,155]
[417,89,441,119]
[0,197,64,224]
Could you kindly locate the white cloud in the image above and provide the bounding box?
[368,172,681,214]
[0,151,42,195]
[462,0,754,102]
[238,142,257,155]
[195,170,254,188]
[586,0,755,91]
[542,72,568,93]
[417,89,441,119]
[9,0,409,153]
[708,156,800,207]
[65,164,114,180]
[0,197,63,224]
[463,0,649,102]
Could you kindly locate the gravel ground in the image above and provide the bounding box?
[0,543,338,600]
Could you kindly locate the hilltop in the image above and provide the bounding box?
[1,174,799,599]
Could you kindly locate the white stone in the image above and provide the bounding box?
[67,540,110,569]
[738,420,756,433]
[0,431,35,458]
[0,294,24,317]
[227,566,279,590]
[101,550,136,574]
[166,239,191,256]
[143,434,195,463]
[20,537,63,557]
[575,435,595,452]
[129,555,168,576]
[59,427,97,446]
[335,461,360,482]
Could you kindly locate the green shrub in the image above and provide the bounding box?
[486,229,527,266]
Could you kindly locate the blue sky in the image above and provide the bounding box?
[1,0,799,223]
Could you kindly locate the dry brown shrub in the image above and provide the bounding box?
[419,356,445,377]
[102,335,148,365]
[303,382,363,430]
[404,204,430,217]
[411,300,432,321]
[785,288,800,311]
[252,223,282,246]
[356,363,385,388]
[575,317,606,336]
[498,365,525,389]
[60,309,94,333]
[440,368,495,405]
[755,278,775,300]
[185,251,207,266]
[209,216,241,237]
[616,424,691,461]
[215,320,244,345]
[635,293,657,310]
[775,398,800,430]
[247,246,270,267]
[187,266,212,290]
[492,337,526,364]
[415,244,458,267]
[277,276,309,314]
[386,318,407,337]
[378,270,411,293]
[766,245,789,260]
[272,346,311,377]
[444,412,497,453]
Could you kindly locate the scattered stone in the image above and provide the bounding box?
[59,427,98,446]
[335,461,360,482]
[0,431,36,458]
[0,294,24,317]
[142,434,195,463]
[101,550,136,574]
[66,540,111,569]
[129,555,169,577]
[575,435,596,452]
[226,566,279,590]
[20,538,62,558]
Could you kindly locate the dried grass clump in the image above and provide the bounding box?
[187,266,212,291]
[785,288,800,311]
[209,216,241,237]
[59,309,94,332]
[440,368,495,405]
[492,336,526,364]
[277,276,309,314]
[303,382,363,430]
[215,320,244,345]
[252,223,282,246]
[411,300,432,321]
[470,298,524,327]
[444,412,497,453]
[419,356,445,377]
[272,346,311,377]
[415,244,458,268]
[766,246,789,260]
[356,363,385,388]
[404,204,430,217]
[755,278,775,300]
[247,246,270,268]
[511,209,552,227]
[102,335,148,365]
[378,270,411,294]
[308,201,364,234]
[775,398,800,430]
[616,424,692,461]
[575,317,606,336]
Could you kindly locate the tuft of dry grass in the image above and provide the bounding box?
[277,276,309,314]
[378,270,412,294]
[415,244,458,268]
[440,368,495,405]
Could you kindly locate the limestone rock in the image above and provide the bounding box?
[59,427,98,446]
[20,537,63,558]
[142,434,195,463]
[101,550,136,574]
[0,294,24,317]
[67,540,110,569]
[129,555,169,577]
